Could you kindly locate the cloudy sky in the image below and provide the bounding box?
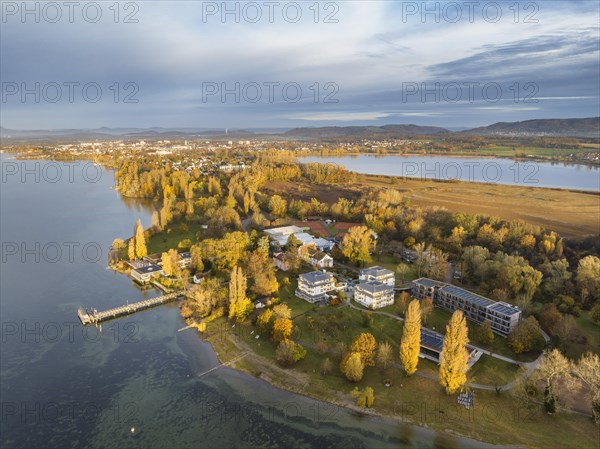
[1,0,599,129]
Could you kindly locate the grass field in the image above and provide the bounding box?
[264,177,600,237]
[204,306,599,449]
[454,145,595,159]
[146,221,206,254]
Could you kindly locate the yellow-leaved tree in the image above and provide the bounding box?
[228,266,252,322]
[350,332,377,367]
[340,352,364,382]
[400,299,421,376]
[134,219,147,259]
[439,310,470,394]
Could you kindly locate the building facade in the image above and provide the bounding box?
[358,266,395,286]
[308,248,334,268]
[354,280,395,309]
[412,278,522,336]
[295,271,336,303]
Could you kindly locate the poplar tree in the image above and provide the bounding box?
[128,238,136,261]
[134,219,147,259]
[228,266,252,322]
[439,310,470,394]
[400,299,422,376]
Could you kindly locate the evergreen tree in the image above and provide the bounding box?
[400,299,422,376]
[439,310,470,394]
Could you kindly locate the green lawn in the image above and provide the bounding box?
[205,309,599,449]
[425,308,540,362]
[146,221,206,254]
[572,311,600,359]
[467,354,520,386]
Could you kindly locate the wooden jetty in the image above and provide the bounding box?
[77,291,183,326]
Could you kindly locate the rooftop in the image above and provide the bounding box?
[263,225,304,237]
[129,261,162,274]
[413,277,445,288]
[356,280,393,294]
[299,271,334,284]
[487,301,522,317]
[439,284,496,308]
[360,266,394,277]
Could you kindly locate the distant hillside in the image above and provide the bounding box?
[463,117,600,138]
[284,124,450,139]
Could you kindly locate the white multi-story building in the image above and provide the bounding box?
[295,271,336,303]
[359,266,395,286]
[354,280,395,309]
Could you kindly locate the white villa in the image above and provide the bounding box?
[354,280,395,309]
[359,266,395,286]
[295,271,336,303]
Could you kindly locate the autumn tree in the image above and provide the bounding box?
[246,249,279,297]
[376,341,394,372]
[320,357,333,376]
[400,299,421,376]
[256,309,274,336]
[128,238,135,260]
[508,316,545,354]
[190,244,205,273]
[396,291,411,315]
[476,320,495,345]
[538,303,563,335]
[351,386,375,408]
[134,219,147,259]
[269,195,287,218]
[112,238,126,250]
[340,226,374,266]
[533,349,572,414]
[276,339,306,366]
[350,333,377,367]
[151,210,161,230]
[186,277,227,318]
[340,352,364,382]
[572,352,600,422]
[576,255,600,301]
[273,317,293,342]
[420,297,433,325]
[161,249,179,277]
[439,310,470,394]
[272,303,292,320]
[228,266,252,322]
[396,263,411,283]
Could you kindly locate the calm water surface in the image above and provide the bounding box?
[299,155,600,191]
[1,155,510,449]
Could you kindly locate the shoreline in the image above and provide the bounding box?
[195,317,522,449]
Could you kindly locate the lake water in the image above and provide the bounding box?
[299,155,600,191]
[0,155,509,449]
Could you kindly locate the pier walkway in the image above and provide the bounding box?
[77,291,183,326]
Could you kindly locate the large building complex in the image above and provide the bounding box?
[295,271,336,303]
[412,278,522,336]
